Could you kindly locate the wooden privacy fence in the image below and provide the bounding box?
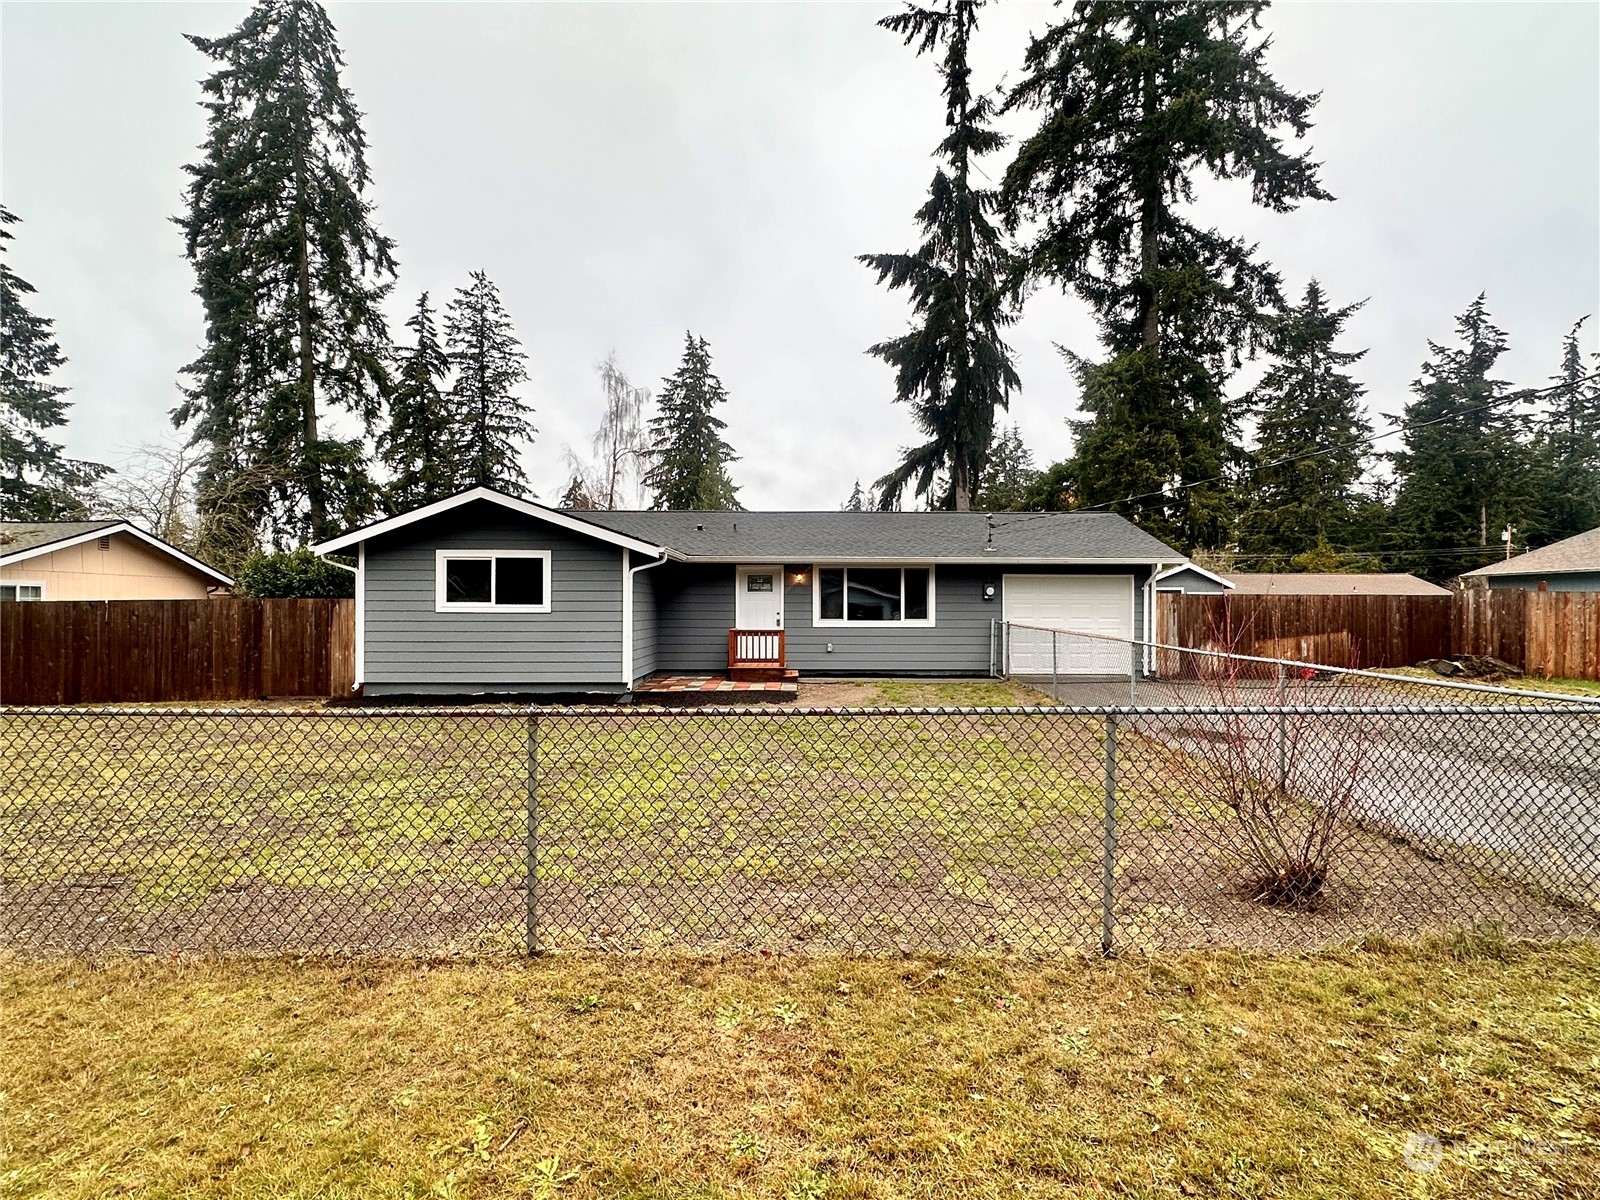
[1155,593,1452,673]
[1,598,355,704]
[1453,588,1600,680]
[1155,590,1600,681]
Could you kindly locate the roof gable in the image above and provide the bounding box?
[0,520,233,585]
[309,487,669,557]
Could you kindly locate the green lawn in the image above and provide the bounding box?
[4,936,1598,1198]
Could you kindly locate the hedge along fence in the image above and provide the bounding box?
[0,598,355,704]
[1156,589,1600,681]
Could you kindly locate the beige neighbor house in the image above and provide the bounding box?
[0,520,233,601]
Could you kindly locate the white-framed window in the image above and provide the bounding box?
[434,550,551,613]
[0,582,44,601]
[813,565,935,626]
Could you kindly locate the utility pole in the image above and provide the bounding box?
[1501,524,1515,561]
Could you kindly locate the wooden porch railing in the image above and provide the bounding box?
[728,628,785,670]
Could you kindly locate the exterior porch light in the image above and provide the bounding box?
[787,566,810,586]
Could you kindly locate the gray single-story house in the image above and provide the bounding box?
[311,487,1193,698]
[1459,525,1600,592]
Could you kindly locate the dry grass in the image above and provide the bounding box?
[4,938,1599,1199]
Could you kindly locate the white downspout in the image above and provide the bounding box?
[623,548,670,687]
[354,542,365,690]
[312,550,363,691]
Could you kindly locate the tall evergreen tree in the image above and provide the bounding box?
[974,423,1041,511]
[1389,295,1535,579]
[1526,317,1600,544]
[377,292,455,513]
[1236,281,1373,562]
[863,0,1020,512]
[0,205,107,519]
[174,0,396,548]
[644,333,741,511]
[1002,0,1329,548]
[843,479,867,512]
[444,271,533,495]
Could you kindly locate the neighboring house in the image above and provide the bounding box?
[1151,563,1236,595]
[310,487,1191,698]
[0,520,233,601]
[1459,526,1600,592]
[1213,572,1450,597]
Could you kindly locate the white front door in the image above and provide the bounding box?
[735,565,784,629]
[1003,574,1134,675]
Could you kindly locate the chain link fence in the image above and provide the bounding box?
[4,694,1596,958]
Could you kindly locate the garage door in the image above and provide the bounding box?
[1003,574,1134,675]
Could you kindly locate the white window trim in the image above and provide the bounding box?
[0,580,46,601]
[811,563,936,628]
[434,549,552,613]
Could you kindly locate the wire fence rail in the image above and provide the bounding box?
[4,699,1597,959]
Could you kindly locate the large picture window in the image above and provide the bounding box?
[815,566,933,625]
[435,550,550,612]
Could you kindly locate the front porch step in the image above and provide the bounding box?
[728,665,800,683]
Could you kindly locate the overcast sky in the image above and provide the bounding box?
[3,1,1597,511]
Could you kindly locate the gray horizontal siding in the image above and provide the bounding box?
[645,561,1150,677]
[1486,573,1600,592]
[784,564,995,675]
[632,562,659,683]
[363,501,624,689]
[653,563,734,672]
[1156,566,1227,594]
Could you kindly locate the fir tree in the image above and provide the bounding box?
[1236,281,1373,563]
[559,474,597,509]
[444,271,534,495]
[174,0,396,547]
[864,0,1020,512]
[377,292,455,513]
[0,205,108,519]
[1526,317,1600,544]
[1002,0,1329,548]
[974,423,1040,511]
[644,333,741,511]
[1389,295,1535,579]
[843,479,867,512]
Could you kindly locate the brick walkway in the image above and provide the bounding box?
[632,674,799,697]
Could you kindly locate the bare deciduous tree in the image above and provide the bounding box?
[562,352,650,509]
[92,440,272,574]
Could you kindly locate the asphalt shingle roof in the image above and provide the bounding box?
[571,509,1183,562]
[1461,526,1600,578]
[0,520,122,559]
[1222,572,1450,596]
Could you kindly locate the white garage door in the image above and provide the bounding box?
[1004,574,1134,675]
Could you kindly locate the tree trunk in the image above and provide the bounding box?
[1138,61,1161,351]
[295,217,322,537]
[288,5,325,541]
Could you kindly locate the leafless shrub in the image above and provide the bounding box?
[1158,618,1375,907]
